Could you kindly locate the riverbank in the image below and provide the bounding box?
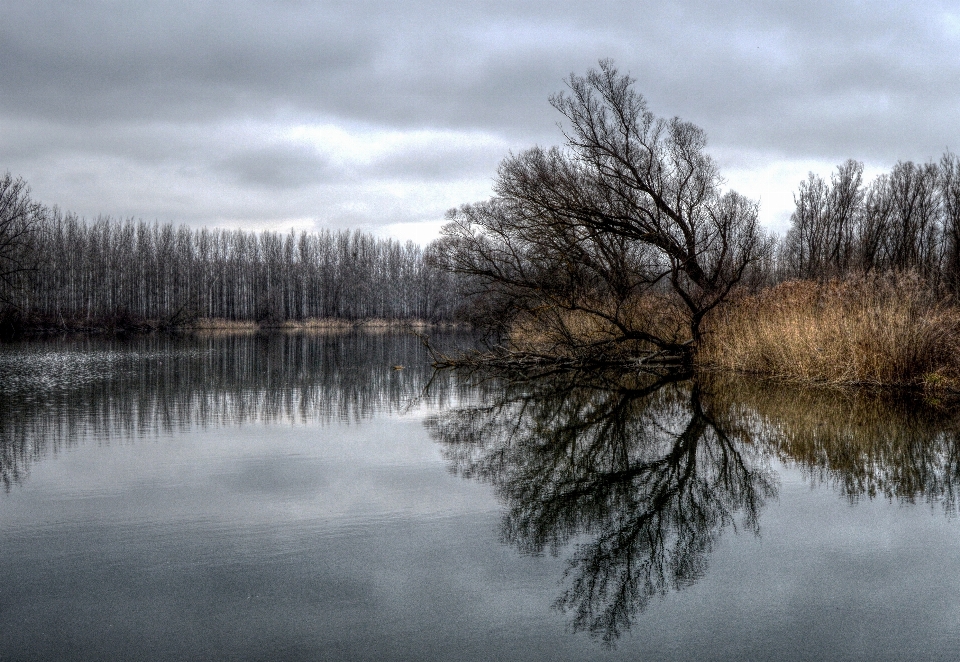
[492,273,960,391]
[9,273,960,393]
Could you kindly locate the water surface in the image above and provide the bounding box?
[2,332,960,660]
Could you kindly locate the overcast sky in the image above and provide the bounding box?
[3,0,960,243]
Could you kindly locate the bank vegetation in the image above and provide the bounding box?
[432,62,960,389]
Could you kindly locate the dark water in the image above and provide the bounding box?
[2,332,960,660]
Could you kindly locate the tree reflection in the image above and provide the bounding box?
[429,369,960,644]
[427,371,776,644]
[9,331,960,643]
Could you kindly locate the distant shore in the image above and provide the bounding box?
[0,314,468,338]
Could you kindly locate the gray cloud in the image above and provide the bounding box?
[3,0,960,238]
[216,144,337,190]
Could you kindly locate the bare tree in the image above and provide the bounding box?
[886,161,941,278]
[784,172,829,279]
[856,173,893,272]
[826,159,865,274]
[442,61,763,360]
[940,152,960,295]
[0,173,44,307]
[783,160,863,280]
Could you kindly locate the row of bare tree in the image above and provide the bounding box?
[0,179,457,326]
[779,155,960,292]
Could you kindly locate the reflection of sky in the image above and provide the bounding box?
[3,418,490,527]
[643,462,960,660]
[4,412,960,660]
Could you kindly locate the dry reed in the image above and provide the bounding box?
[699,273,960,388]
[508,294,690,359]
[186,318,259,331]
[186,317,457,333]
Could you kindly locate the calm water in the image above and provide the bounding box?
[2,332,960,660]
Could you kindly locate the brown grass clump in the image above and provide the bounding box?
[508,294,690,360]
[509,308,620,356]
[188,317,451,332]
[280,317,454,330]
[273,318,355,331]
[187,318,260,331]
[699,273,960,388]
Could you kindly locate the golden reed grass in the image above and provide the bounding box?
[186,318,260,331]
[509,294,689,358]
[699,273,960,388]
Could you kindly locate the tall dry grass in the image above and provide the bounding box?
[508,294,690,359]
[699,273,960,387]
[186,317,452,332]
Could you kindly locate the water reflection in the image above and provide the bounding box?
[0,331,470,490]
[427,370,960,644]
[6,332,960,649]
[427,371,775,643]
[708,377,960,506]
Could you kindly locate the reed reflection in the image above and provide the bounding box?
[706,377,960,507]
[428,370,960,644]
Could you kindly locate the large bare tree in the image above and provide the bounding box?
[442,61,764,361]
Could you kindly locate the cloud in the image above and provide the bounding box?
[216,144,337,190]
[2,0,960,239]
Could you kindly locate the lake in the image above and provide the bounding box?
[2,331,960,661]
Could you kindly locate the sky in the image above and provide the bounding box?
[2,0,960,244]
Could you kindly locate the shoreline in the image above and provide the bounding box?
[0,316,469,339]
[5,318,957,398]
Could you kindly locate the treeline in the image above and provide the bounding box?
[0,173,459,329]
[777,154,960,291]
[6,138,960,347]
[690,153,960,387]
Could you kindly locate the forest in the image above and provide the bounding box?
[0,173,458,333]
